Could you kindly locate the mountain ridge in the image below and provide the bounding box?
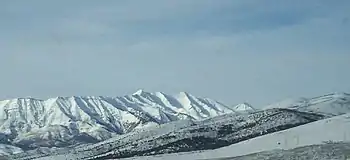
[2,91,350,158]
[0,90,252,151]
[264,92,350,116]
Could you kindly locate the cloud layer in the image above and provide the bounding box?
[1,0,349,106]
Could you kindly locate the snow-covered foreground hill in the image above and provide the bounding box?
[11,108,325,160]
[126,112,350,160]
[0,90,253,151]
[204,142,350,160]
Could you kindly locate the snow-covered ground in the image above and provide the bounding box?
[205,142,350,160]
[122,112,350,160]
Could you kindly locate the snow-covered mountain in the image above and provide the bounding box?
[3,91,350,159]
[232,103,256,113]
[264,92,350,116]
[0,90,248,151]
[12,108,324,159]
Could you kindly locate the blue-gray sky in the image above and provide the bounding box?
[1,0,349,107]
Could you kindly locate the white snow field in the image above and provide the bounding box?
[203,142,350,160]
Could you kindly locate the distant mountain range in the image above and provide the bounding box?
[1,91,350,159]
[0,90,255,151]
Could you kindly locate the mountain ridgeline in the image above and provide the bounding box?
[0,90,255,151]
[1,91,350,159]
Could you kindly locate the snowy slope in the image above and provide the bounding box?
[128,112,350,160]
[17,108,324,160]
[264,92,350,116]
[202,142,350,160]
[0,90,241,151]
[199,112,350,159]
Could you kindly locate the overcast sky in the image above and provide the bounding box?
[1,0,349,107]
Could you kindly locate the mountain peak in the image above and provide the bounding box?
[132,89,149,96]
[233,103,256,112]
[178,91,191,97]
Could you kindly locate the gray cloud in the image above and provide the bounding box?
[0,0,349,107]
